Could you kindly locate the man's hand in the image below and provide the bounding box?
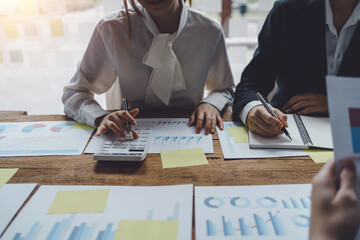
[283,93,328,115]
[246,105,288,137]
[310,158,359,240]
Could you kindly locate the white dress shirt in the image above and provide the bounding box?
[63,2,234,127]
[239,0,360,124]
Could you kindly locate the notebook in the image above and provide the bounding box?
[249,114,333,150]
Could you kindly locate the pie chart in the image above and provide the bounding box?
[50,122,74,133]
[21,124,47,133]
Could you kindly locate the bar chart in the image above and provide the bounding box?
[196,184,312,239]
[349,108,360,153]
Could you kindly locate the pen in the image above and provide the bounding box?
[256,92,292,141]
[122,98,133,136]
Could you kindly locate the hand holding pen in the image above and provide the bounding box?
[246,93,291,139]
[95,99,139,138]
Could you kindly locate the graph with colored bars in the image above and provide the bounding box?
[195,185,312,239]
[349,108,360,153]
[11,204,180,240]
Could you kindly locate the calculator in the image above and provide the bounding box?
[93,128,152,161]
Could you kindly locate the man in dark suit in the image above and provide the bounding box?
[233,0,360,137]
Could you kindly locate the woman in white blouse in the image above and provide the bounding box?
[62,0,234,137]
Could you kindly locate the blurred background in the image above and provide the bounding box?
[0,0,275,115]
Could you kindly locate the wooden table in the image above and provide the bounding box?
[0,110,322,239]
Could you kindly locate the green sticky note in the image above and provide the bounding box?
[305,150,334,164]
[49,19,64,37]
[226,126,249,143]
[47,189,110,214]
[72,122,94,130]
[114,220,179,240]
[160,148,208,169]
[0,168,19,187]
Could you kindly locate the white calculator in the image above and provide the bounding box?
[93,128,152,161]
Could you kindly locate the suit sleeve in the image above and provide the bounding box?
[233,1,283,118]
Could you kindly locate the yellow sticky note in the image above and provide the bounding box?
[226,126,249,143]
[114,220,179,240]
[72,122,94,130]
[0,168,19,187]
[0,50,3,63]
[160,148,208,168]
[4,21,19,39]
[49,19,64,37]
[47,189,110,214]
[305,150,334,164]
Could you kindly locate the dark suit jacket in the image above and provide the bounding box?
[233,0,360,119]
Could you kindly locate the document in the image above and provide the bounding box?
[0,121,94,157]
[249,115,333,150]
[85,118,214,154]
[195,184,312,240]
[2,185,193,240]
[218,122,307,159]
[0,183,37,235]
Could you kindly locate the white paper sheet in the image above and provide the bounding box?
[0,121,94,157]
[2,184,193,240]
[0,183,37,236]
[195,184,312,240]
[85,118,214,154]
[218,122,307,159]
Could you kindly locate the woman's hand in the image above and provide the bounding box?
[189,103,223,135]
[283,93,328,115]
[246,105,288,137]
[95,108,140,138]
[310,158,359,240]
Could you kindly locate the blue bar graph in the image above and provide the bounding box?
[206,220,217,236]
[253,214,269,236]
[239,218,251,236]
[222,216,234,236]
[269,211,285,235]
[12,222,40,240]
[290,198,300,209]
[96,224,115,240]
[282,196,311,209]
[300,197,311,209]
[187,136,194,145]
[167,203,180,220]
[282,200,290,209]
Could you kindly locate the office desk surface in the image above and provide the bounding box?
[0,110,322,239]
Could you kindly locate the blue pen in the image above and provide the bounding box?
[122,98,133,136]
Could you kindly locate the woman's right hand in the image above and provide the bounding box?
[95,108,140,138]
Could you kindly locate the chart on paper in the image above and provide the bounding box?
[86,118,213,154]
[195,184,311,239]
[2,185,193,240]
[0,121,94,157]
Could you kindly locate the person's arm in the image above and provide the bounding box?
[189,29,235,135]
[62,20,117,128]
[310,158,359,240]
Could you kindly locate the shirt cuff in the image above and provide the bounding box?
[201,90,233,112]
[78,102,110,128]
[239,100,262,125]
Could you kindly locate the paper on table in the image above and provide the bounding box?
[305,150,333,164]
[114,220,179,240]
[226,126,248,143]
[0,168,19,187]
[0,184,37,236]
[160,148,208,168]
[49,19,64,37]
[47,189,110,214]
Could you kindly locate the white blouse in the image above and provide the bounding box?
[62,3,234,127]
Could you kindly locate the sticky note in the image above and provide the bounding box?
[114,220,179,240]
[49,19,64,37]
[4,21,19,39]
[160,148,208,168]
[0,50,3,63]
[305,150,334,164]
[0,168,19,187]
[72,122,94,130]
[20,0,37,15]
[226,126,249,143]
[47,189,110,214]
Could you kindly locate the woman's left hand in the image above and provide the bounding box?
[189,103,223,135]
[283,93,328,115]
